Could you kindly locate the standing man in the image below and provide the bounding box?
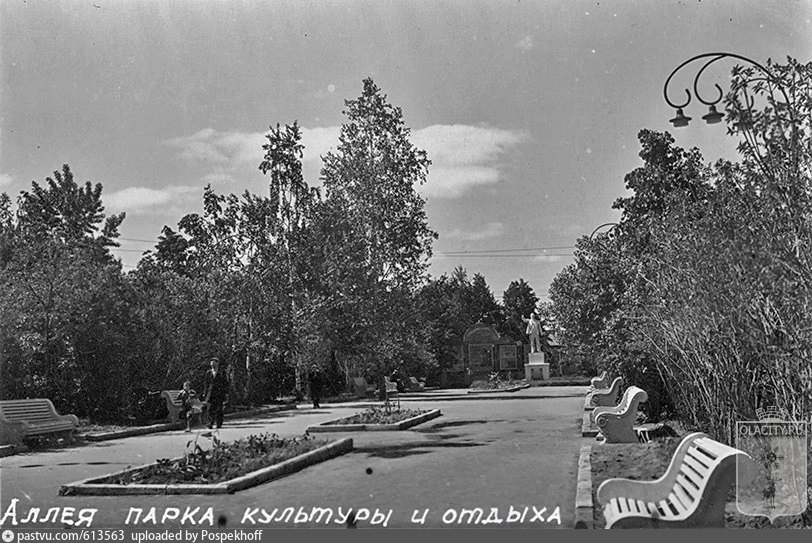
[307,364,323,409]
[203,357,229,429]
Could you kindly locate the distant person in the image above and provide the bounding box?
[203,358,230,429]
[308,364,324,409]
[522,312,544,354]
[177,380,198,433]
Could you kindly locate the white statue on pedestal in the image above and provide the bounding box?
[522,312,543,354]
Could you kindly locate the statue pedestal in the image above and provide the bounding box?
[524,352,550,382]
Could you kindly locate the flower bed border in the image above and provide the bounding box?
[59,437,353,496]
[467,383,530,394]
[306,409,441,432]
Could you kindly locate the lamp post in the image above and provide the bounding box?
[663,52,793,129]
[663,52,799,181]
[589,222,619,241]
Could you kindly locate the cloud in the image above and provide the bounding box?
[515,35,534,51]
[164,128,262,165]
[444,222,505,241]
[165,123,524,198]
[0,173,11,187]
[105,186,199,212]
[165,126,341,186]
[412,124,527,198]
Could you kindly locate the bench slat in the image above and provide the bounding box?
[667,492,688,514]
[673,480,695,507]
[693,443,719,463]
[683,453,710,477]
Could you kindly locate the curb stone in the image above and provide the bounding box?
[81,405,297,442]
[306,409,442,433]
[59,437,353,496]
[582,412,599,438]
[574,444,594,529]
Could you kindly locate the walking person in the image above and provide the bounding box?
[203,357,229,429]
[307,364,324,409]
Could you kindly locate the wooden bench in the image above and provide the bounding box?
[406,376,426,392]
[586,377,624,409]
[0,399,79,447]
[160,390,204,422]
[352,377,376,398]
[383,377,400,408]
[593,386,648,443]
[597,432,747,528]
[589,371,609,392]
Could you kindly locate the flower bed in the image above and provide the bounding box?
[307,406,441,432]
[60,433,353,495]
[469,378,528,391]
[324,406,425,426]
[590,436,812,528]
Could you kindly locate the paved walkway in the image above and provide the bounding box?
[0,387,587,529]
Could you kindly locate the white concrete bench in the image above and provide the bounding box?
[586,377,624,410]
[352,377,376,398]
[383,377,400,409]
[406,376,426,392]
[0,399,79,447]
[597,432,747,528]
[593,386,648,443]
[589,371,609,392]
[160,390,204,422]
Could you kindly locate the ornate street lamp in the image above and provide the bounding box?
[589,222,619,241]
[663,52,792,129]
[663,52,801,183]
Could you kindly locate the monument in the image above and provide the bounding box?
[522,312,550,382]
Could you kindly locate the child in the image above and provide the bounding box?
[177,380,199,432]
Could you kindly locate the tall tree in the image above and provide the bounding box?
[319,78,437,383]
[0,166,134,420]
[321,78,436,291]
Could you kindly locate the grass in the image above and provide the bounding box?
[323,405,427,425]
[98,432,329,485]
[590,435,812,528]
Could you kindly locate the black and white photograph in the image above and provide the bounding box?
[1,0,811,533]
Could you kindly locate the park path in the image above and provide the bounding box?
[0,388,586,529]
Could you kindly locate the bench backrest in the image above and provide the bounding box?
[0,399,59,423]
[353,377,370,389]
[618,386,647,413]
[665,435,744,514]
[384,377,398,393]
[162,390,183,407]
[590,377,623,405]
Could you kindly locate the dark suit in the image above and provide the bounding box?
[204,369,229,428]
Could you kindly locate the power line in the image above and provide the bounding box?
[438,245,575,254]
[433,253,574,258]
[119,237,158,243]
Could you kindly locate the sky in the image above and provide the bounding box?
[2,0,811,301]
